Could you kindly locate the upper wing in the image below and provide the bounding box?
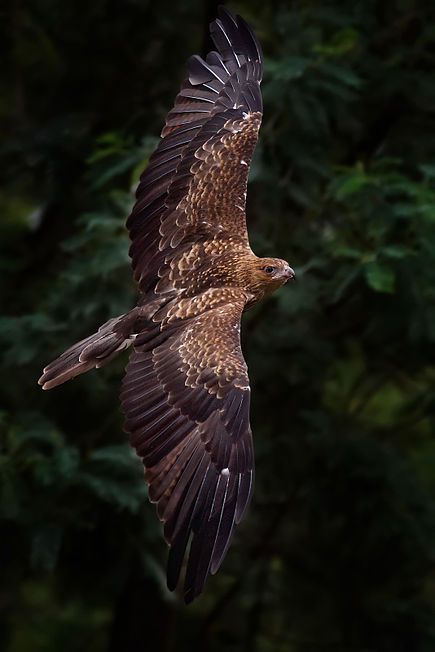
[127,8,263,293]
[120,289,254,603]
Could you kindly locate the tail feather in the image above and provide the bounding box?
[38,314,134,390]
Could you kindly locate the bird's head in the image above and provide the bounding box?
[247,257,295,297]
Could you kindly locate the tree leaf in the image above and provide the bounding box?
[365,262,395,293]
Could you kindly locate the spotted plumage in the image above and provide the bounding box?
[38,8,295,603]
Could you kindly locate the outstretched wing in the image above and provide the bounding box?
[127,7,263,293]
[120,289,254,603]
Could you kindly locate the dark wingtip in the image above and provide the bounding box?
[216,5,237,24]
[236,14,264,66]
[211,5,263,72]
[166,551,181,593]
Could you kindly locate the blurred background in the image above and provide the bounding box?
[1,0,435,650]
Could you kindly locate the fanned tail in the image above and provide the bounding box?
[38,313,136,390]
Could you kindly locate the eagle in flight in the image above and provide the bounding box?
[39,7,295,603]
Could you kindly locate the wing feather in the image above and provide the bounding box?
[126,9,263,293]
[121,290,254,602]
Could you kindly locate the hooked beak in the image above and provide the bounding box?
[281,265,296,282]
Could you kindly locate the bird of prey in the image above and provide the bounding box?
[39,7,295,603]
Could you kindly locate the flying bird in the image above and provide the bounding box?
[39,7,295,603]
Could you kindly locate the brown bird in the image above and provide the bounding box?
[38,7,295,603]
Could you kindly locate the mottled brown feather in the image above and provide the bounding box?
[38,8,283,605]
[121,13,264,599]
[120,290,254,602]
[127,7,263,296]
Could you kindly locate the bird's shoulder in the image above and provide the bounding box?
[149,238,252,297]
[151,285,253,325]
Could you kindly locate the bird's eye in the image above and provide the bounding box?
[263,265,276,274]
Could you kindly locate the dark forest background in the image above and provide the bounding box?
[1,0,435,650]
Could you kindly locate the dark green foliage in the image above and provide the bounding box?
[1,1,435,650]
